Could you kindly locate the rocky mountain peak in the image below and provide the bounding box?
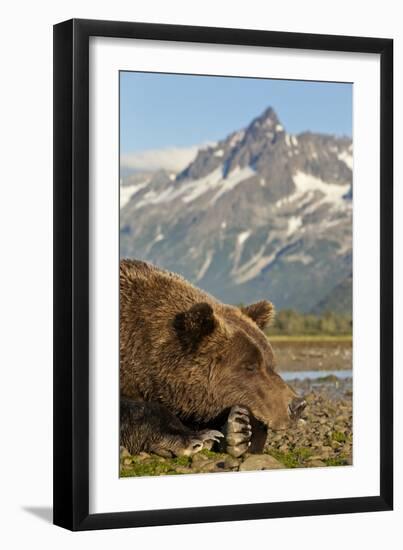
[177,106,285,182]
[249,105,283,132]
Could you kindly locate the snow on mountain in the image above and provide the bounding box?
[338,148,353,170]
[120,180,150,208]
[293,171,351,209]
[120,106,353,313]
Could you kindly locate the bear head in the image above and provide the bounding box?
[172,299,306,430]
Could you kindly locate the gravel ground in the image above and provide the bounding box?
[120,375,352,477]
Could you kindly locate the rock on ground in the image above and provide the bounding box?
[239,454,285,471]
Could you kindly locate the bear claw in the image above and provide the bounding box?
[199,429,225,443]
[180,430,224,456]
[223,406,253,458]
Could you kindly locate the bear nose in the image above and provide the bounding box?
[289,397,307,417]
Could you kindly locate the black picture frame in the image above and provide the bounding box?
[53,18,393,531]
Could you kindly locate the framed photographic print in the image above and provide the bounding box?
[53,19,393,530]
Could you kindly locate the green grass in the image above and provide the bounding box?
[331,431,347,443]
[119,448,351,476]
[323,456,350,466]
[120,448,232,478]
[120,454,192,477]
[268,447,350,469]
[268,447,313,468]
[199,448,220,459]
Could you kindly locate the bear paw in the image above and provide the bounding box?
[224,406,252,458]
[179,430,224,457]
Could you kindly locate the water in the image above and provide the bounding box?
[280,369,352,382]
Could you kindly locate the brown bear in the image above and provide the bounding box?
[120,259,306,458]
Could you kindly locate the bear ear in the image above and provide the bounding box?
[241,300,275,330]
[173,302,217,351]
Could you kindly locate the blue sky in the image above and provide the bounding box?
[120,71,352,172]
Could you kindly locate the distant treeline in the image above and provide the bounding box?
[268,309,352,336]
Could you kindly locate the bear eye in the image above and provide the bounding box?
[245,364,257,373]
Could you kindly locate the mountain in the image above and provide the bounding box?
[120,106,352,314]
[312,273,352,315]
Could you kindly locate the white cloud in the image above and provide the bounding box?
[120,145,199,173]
